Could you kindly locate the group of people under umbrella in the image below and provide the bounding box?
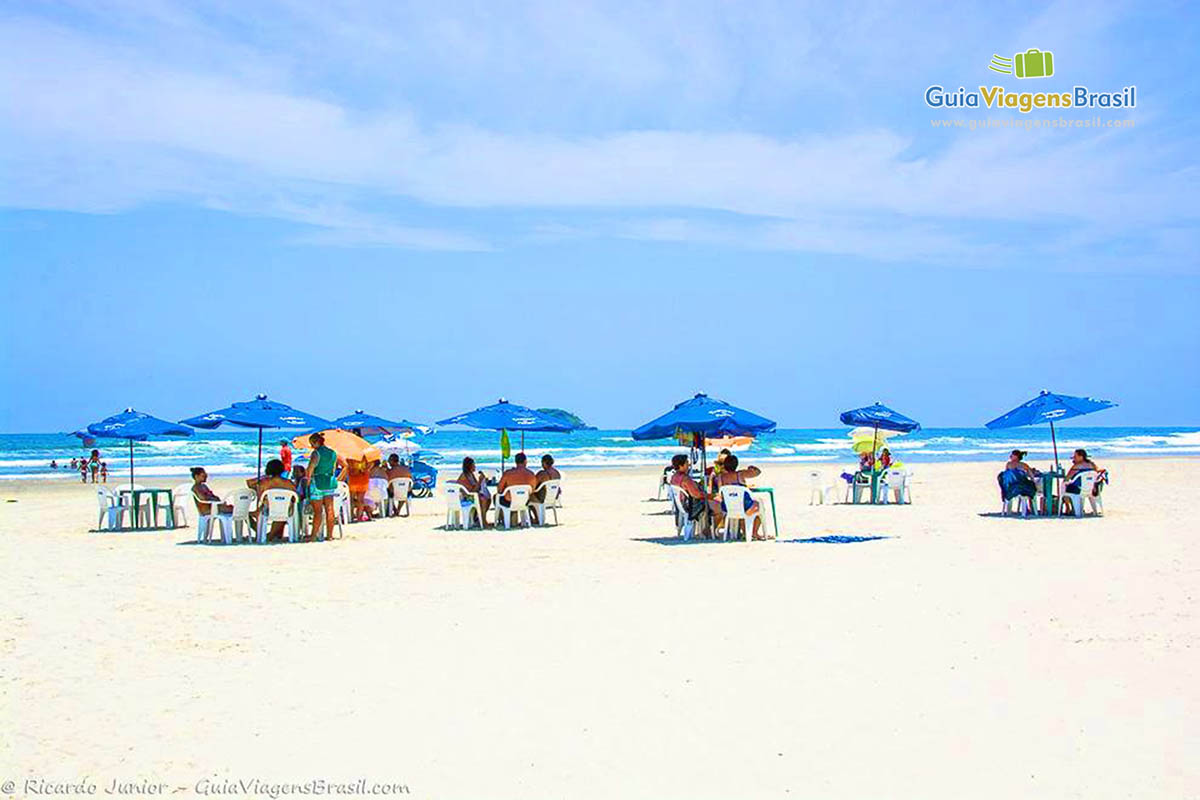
[78,387,1117,541]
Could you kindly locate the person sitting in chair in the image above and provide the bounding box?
[531,454,562,523]
[998,449,1039,511]
[245,459,296,542]
[1062,449,1103,513]
[715,455,765,540]
[496,452,540,526]
[386,453,413,481]
[454,457,491,526]
[1005,449,1038,477]
[191,467,232,516]
[670,454,723,535]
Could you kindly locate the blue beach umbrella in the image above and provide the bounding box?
[632,393,777,442]
[331,410,431,437]
[632,393,776,509]
[181,394,331,485]
[839,402,921,460]
[437,399,573,469]
[985,390,1117,469]
[839,403,921,434]
[84,408,193,487]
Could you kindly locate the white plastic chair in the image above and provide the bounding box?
[807,470,835,505]
[845,473,873,504]
[878,469,911,504]
[719,485,760,543]
[364,480,388,519]
[1063,473,1103,517]
[194,489,232,544]
[530,480,562,526]
[170,483,193,527]
[225,488,257,543]
[444,484,482,530]
[670,485,695,541]
[257,489,300,543]
[1001,494,1033,516]
[335,482,352,530]
[96,487,131,531]
[498,486,532,529]
[388,478,413,517]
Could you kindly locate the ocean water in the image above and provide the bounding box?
[2,427,1198,480]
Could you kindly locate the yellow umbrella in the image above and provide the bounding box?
[849,427,902,454]
[293,428,381,463]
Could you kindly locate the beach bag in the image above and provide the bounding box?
[681,494,707,521]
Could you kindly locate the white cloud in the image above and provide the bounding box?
[0,3,1196,268]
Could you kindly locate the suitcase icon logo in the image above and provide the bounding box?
[988,48,1055,79]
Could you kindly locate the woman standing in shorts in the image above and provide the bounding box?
[306,433,344,541]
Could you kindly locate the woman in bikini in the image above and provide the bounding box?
[715,454,766,540]
[454,457,491,526]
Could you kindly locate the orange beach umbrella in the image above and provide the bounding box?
[292,428,381,463]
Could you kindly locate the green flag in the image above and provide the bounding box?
[500,429,511,459]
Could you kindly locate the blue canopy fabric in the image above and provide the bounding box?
[331,410,431,437]
[839,403,921,433]
[985,390,1116,470]
[437,399,572,470]
[180,394,331,431]
[181,394,330,482]
[83,408,192,488]
[87,409,193,441]
[631,393,777,441]
[985,391,1117,429]
[436,400,574,432]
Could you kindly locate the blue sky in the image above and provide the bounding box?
[1,0,1197,431]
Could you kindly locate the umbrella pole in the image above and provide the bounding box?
[256,428,263,492]
[521,430,525,453]
[870,425,879,503]
[699,435,710,539]
[129,439,134,487]
[1050,421,1060,472]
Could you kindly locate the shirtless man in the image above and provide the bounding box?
[244,458,296,541]
[715,454,765,540]
[385,454,412,481]
[497,452,540,526]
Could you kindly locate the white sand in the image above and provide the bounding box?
[1,459,1196,799]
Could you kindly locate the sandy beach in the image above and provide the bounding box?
[1,458,1196,799]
